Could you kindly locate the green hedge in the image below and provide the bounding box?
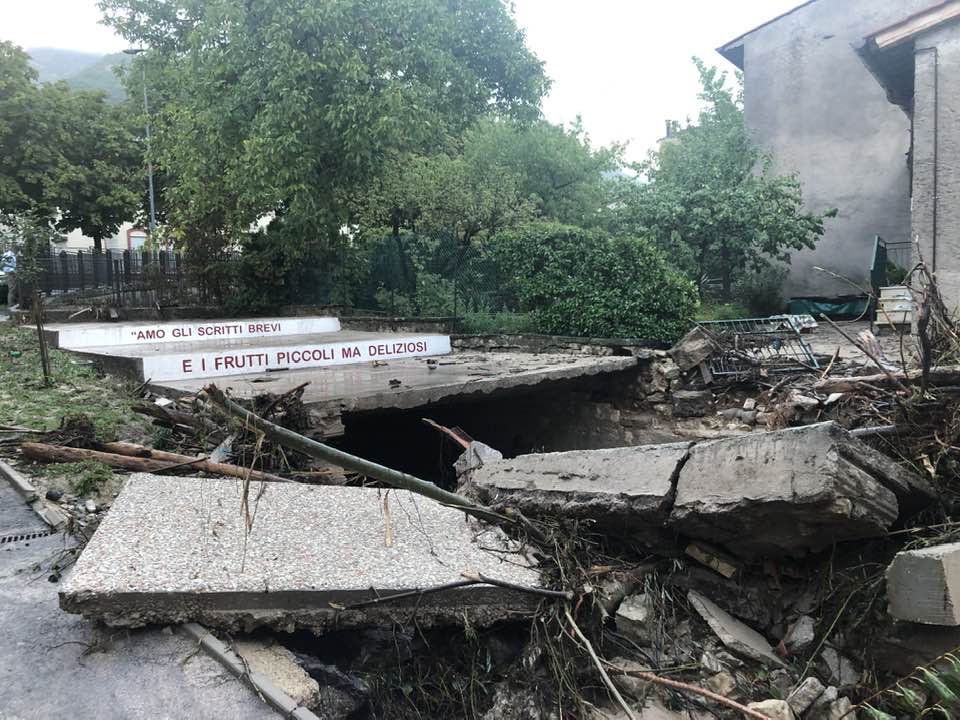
[490,222,698,342]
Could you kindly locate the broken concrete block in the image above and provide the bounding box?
[704,671,736,697]
[783,615,816,653]
[787,676,826,716]
[812,697,856,720]
[61,474,540,632]
[671,390,713,418]
[886,541,960,625]
[688,591,785,668]
[235,640,320,710]
[454,441,503,481]
[466,442,691,536]
[670,423,920,556]
[616,593,655,646]
[821,647,860,687]
[669,326,715,372]
[747,699,795,720]
[295,661,370,719]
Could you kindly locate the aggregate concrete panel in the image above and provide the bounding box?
[153,352,638,413]
[48,316,341,349]
[71,331,452,381]
[61,475,541,632]
[466,442,690,538]
[886,541,960,626]
[669,422,909,556]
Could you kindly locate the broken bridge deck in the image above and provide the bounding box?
[61,474,542,632]
[149,351,638,416]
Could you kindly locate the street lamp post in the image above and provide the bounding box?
[123,48,158,236]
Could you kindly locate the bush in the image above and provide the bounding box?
[490,223,698,342]
[697,302,750,321]
[733,265,787,317]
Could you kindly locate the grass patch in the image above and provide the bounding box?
[38,460,114,496]
[0,322,150,441]
[696,302,751,321]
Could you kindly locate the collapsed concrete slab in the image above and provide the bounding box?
[886,542,960,625]
[688,591,786,668]
[465,442,691,538]
[669,423,917,556]
[466,422,925,556]
[61,475,541,632]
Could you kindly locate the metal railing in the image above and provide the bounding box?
[697,316,819,377]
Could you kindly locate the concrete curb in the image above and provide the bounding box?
[0,460,68,529]
[178,623,320,720]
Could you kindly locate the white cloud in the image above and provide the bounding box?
[1,0,805,159]
[512,0,804,160]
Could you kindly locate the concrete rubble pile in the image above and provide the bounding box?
[55,414,954,719]
[30,315,960,718]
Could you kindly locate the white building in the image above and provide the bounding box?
[52,222,149,253]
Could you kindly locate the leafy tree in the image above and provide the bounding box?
[490,222,698,341]
[0,41,142,250]
[99,0,549,250]
[617,58,835,301]
[352,118,622,246]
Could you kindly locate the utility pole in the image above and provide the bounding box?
[123,48,158,236]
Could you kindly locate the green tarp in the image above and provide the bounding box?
[788,295,871,319]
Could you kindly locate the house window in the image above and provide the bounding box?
[127,229,148,250]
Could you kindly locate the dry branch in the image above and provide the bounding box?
[21,442,289,484]
[814,365,960,393]
[199,383,515,529]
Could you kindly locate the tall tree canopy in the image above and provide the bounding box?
[0,41,142,250]
[616,59,835,301]
[351,118,622,244]
[99,0,550,245]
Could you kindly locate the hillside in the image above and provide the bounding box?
[65,53,129,103]
[28,48,130,103]
[27,47,101,82]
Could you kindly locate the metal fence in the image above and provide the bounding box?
[26,235,522,328]
[870,236,913,292]
[27,248,205,306]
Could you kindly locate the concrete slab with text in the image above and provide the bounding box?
[47,316,342,349]
[141,334,452,381]
[68,331,452,382]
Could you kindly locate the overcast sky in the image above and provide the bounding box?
[2,0,803,161]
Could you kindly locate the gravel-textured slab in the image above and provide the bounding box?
[886,542,960,625]
[669,422,911,556]
[466,442,690,541]
[61,475,540,631]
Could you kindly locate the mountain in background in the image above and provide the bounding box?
[27,48,130,103]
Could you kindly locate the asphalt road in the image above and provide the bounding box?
[0,478,277,720]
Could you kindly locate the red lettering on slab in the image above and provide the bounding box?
[182,359,192,373]
[342,346,359,359]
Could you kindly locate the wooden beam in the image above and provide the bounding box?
[875,1,960,49]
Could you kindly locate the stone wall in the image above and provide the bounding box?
[452,334,661,357]
[913,23,960,311]
[724,0,931,297]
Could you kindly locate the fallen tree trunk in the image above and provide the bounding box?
[814,365,960,393]
[199,383,514,529]
[20,442,290,484]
